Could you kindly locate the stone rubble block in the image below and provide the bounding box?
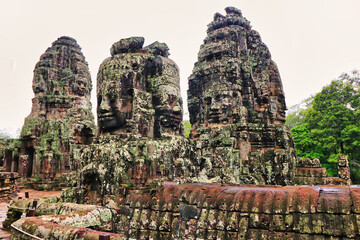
[110,37,145,56]
[294,156,351,185]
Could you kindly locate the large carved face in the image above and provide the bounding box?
[248,30,261,49]
[97,80,133,133]
[97,54,149,134]
[203,89,242,124]
[33,70,46,94]
[70,63,91,97]
[152,58,183,136]
[155,85,182,133]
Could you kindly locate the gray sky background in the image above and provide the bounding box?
[1,0,360,137]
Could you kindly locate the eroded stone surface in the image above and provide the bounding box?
[187,7,297,185]
[67,37,192,193]
[74,136,195,199]
[3,36,95,182]
[2,7,357,240]
[0,172,18,202]
[97,37,183,138]
[8,184,360,239]
[295,156,351,185]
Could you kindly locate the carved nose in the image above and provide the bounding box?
[210,103,220,111]
[99,99,111,113]
[173,106,181,113]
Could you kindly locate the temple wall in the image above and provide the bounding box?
[6,183,360,239]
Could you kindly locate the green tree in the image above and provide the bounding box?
[285,96,313,129]
[183,120,191,138]
[290,70,360,181]
[291,123,325,160]
[306,70,360,158]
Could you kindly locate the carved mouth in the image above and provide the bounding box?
[98,114,115,120]
[208,111,221,123]
[209,111,221,118]
[170,115,181,125]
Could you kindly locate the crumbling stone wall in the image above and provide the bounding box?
[75,136,194,199]
[4,6,358,240]
[188,7,297,185]
[5,198,121,239]
[3,36,95,182]
[295,155,351,185]
[0,138,8,167]
[7,184,360,239]
[0,172,18,201]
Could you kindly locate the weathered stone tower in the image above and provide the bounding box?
[75,38,192,202]
[5,8,360,240]
[3,36,95,180]
[188,7,297,185]
[97,37,183,138]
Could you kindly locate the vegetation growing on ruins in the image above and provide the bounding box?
[286,70,360,182]
[183,120,191,138]
[3,6,359,239]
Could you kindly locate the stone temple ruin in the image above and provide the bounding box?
[188,7,296,185]
[1,6,358,240]
[3,36,95,188]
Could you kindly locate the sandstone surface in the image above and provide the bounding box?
[188,7,297,185]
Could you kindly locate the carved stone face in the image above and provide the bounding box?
[203,89,241,124]
[33,72,46,94]
[97,81,133,133]
[97,53,149,135]
[248,30,261,49]
[155,85,182,134]
[97,40,184,137]
[71,78,88,97]
[152,58,183,136]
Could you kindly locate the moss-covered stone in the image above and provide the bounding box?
[187,7,297,185]
[3,36,95,185]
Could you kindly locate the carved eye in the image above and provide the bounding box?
[204,97,212,105]
[110,98,116,106]
[222,95,232,103]
[131,62,138,69]
[108,93,118,105]
[127,89,134,97]
[107,82,116,91]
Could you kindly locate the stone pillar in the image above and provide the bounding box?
[338,155,351,185]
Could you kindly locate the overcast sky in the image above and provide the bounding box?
[1,0,360,137]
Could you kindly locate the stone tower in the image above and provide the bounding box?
[188,7,297,185]
[73,37,191,199]
[3,36,95,180]
[97,37,183,138]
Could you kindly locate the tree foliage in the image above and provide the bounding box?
[0,130,11,140]
[286,70,360,181]
[183,120,191,138]
[285,97,313,129]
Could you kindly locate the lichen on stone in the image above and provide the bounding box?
[187,7,297,185]
[3,36,95,184]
